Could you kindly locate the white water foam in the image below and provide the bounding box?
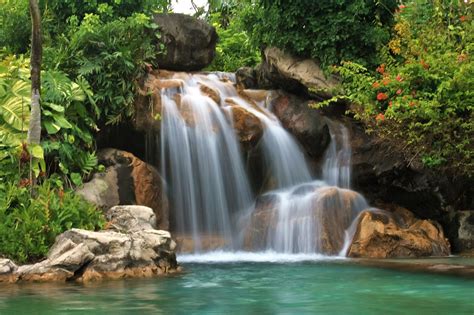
[177,250,346,263]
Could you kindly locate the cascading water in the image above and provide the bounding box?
[322,121,352,188]
[150,71,368,256]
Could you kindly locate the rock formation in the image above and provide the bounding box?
[76,149,169,229]
[347,205,451,258]
[0,206,179,284]
[154,13,217,71]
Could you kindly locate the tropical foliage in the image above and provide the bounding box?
[239,0,398,69]
[318,1,473,175]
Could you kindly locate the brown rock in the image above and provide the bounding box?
[77,149,169,229]
[269,91,330,158]
[244,186,368,254]
[347,206,451,258]
[229,106,264,150]
[174,234,229,253]
[200,83,221,104]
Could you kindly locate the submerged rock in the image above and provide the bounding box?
[154,13,217,71]
[0,206,179,284]
[77,149,169,230]
[348,206,451,258]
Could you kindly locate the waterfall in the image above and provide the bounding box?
[322,122,352,188]
[151,71,368,255]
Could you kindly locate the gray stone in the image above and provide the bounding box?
[106,205,157,232]
[154,13,217,71]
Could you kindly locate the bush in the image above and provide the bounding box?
[240,0,397,69]
[321,1,473,175]
[0,180,105,263]
[206,9,260,72]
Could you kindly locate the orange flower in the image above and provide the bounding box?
[372,81,380,89]
[399,5,406,9]
[420,59,430,69]
[396,89,403,95]
[460,15,467,22]
[389,101,393,107]
[382,77,391,86]
[376,113,385,121]
[396,74,403,82]
[377,92,388,101]
[409,101,416,107]
[376,64,385,74]
[457,53,468,63]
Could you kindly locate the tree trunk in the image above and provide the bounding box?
[27,0,42,145]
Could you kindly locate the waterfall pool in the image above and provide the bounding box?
[1,256,473,314]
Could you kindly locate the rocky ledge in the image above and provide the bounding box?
[0,206,179,284]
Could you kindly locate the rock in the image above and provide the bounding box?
[174,234,229,253]
[255,47,339,98]
[347,206,451,258]
[444,210,474,253]
[236,67,258,89]
[199,83,221,104]
[269,91,330,158]
[105,205,156,232]
[244,186,368,255]
[154,13,217,71]
[0,206,179,284]
[76,149,169,229]
[229,105,264,150]
[345,116,473,245]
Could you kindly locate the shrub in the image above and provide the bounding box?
[0,180,105,263]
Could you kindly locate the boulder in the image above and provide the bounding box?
[255,47,339,98]
[154,13,217,71]
[0,206,179,283]
[345,116,473,247]
[269,91,330,158]
[244,185,368,255]
[229,105,264,150]
[236,67,258,89]
[76,149,169,229]
[347,206,451,258]
[444,210,474,253]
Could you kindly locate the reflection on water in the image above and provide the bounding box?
[0,261,473,315]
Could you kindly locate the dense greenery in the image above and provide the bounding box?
[319,1,473,175]
[0,0,171,262]
[240,0,398,69]
[0,180,105,263]
[206,3,260,72]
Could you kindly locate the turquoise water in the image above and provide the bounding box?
[0,258,473,314]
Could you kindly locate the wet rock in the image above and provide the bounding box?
[269,91,330,158]
[0,206,178,283]
[255,47,339,98]
[244,186,367,255]
[77,149,169,229]
[229,106,264,150]
[154,13,217,71]
[347,206,451,258]
[174,234,229,253]
[236,67,258,89]
[200,83,221,104]
[444,210,474,253]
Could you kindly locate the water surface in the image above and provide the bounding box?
[1,258,473,314]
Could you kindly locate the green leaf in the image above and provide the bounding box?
[70,172,83,186]
[45,103,65,112]
[53,115,73,129]
[44,120,61,134]
[30,145,44,159]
